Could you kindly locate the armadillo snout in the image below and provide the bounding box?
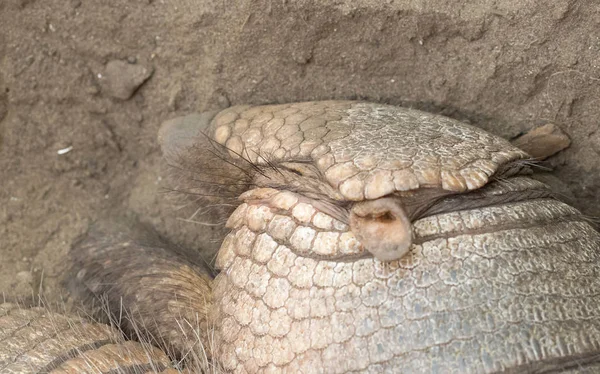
[349,197,413,261]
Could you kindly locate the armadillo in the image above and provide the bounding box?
[0,302,176,373]
[5,101,600,373]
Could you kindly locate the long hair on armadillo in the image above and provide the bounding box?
[161,132,266,228]
[160,131,589,230]
[159,131,344,231]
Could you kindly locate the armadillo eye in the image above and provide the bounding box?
[280,162,321,178]
[368,212,395,222]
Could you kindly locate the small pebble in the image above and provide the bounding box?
[217,92,231,108]
[16,271,33,284]
[57,145,73,155]
[101,59,154,100]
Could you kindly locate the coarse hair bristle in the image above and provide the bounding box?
[1,295,225,373]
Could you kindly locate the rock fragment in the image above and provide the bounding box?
[512,123,571,160]
[101,60,153,100]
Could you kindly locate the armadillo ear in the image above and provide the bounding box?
[158,111,219,163]
[350,197,413,262]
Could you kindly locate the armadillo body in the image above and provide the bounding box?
[215,182,600,373]
[4,101,599,374]
[195,102,600,373]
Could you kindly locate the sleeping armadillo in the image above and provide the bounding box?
[0,302,178,373]
[6,101,600,373]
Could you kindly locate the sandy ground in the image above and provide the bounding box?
[1,0,599,300]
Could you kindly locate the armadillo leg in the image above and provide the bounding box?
[67,221,215,370]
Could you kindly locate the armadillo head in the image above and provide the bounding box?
[160,101,528,262]
[159,101,600,372]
